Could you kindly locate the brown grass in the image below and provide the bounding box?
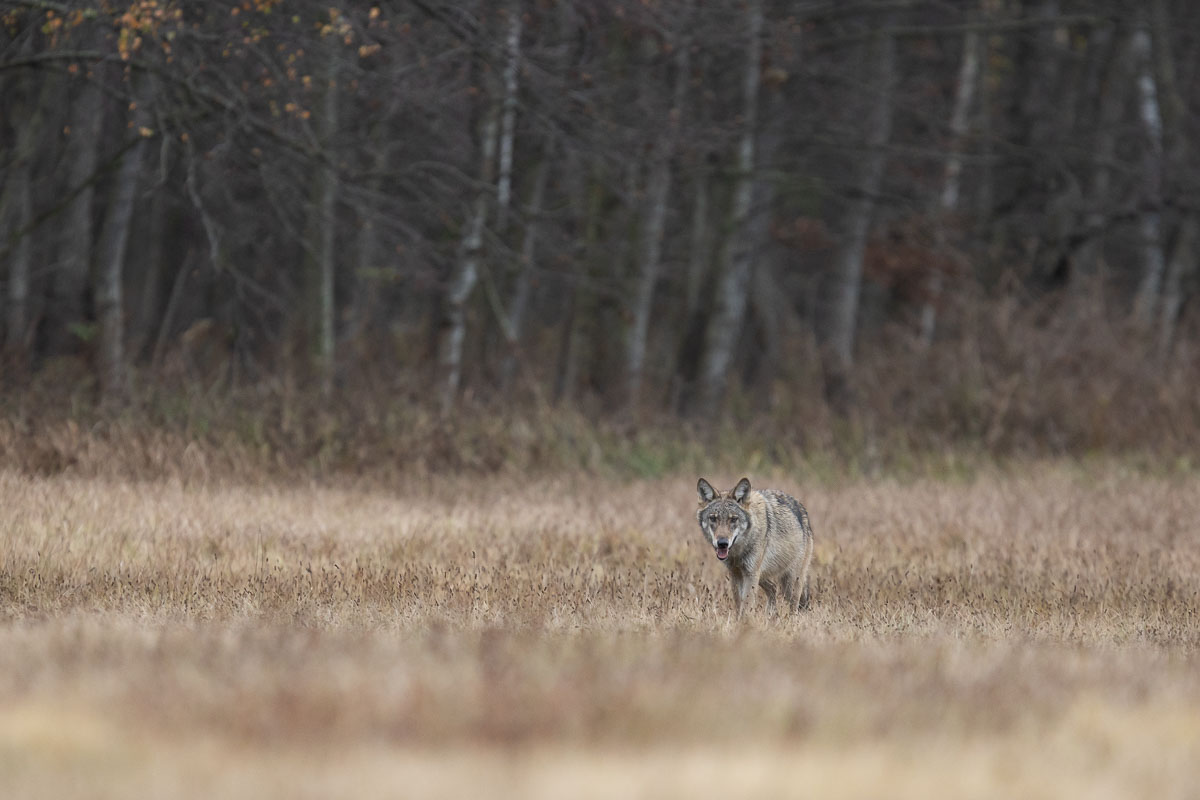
[2,463,1199,798]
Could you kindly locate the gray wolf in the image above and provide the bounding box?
[696,477,814,617]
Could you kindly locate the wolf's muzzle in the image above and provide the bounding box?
[715,538,731,560]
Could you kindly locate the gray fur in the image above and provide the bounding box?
[696,476,815,617]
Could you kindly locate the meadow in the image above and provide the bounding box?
[2,449,1199,798]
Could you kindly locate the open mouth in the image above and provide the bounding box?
[715,544,730,560]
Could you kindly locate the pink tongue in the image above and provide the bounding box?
[716,547,729,560]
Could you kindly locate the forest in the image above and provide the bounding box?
[4,5,1200,798]
[2,0,1199,462]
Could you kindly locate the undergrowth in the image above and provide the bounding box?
[3,288,1200,484]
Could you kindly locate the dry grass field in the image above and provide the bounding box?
[2,460,1199,798]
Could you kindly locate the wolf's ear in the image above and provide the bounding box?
[697,478,716,503]
[732,477,752,504]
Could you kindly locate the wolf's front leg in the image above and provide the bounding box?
[759,579,778,616]
[730,573,756,619]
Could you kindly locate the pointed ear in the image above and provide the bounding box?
[697,478,716,503]
[732,477,752,504]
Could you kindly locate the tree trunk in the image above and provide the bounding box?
[1,71,48,360]
[694,0,764,417]
[626,15,690,411]
[684,164,710,320]
[823,22,897,407]
[1148,0,1194,356]
[1013,0,1078,286]
[507,157,548,346]
[482,3,533,388]
[347,139,387,352]
[131,178,169,362]
[626,146,673,410]
[48,61,106,356]
[2,160,33,356]
[922,22,980,345]
[151,249,198,373]
[1130,25,1166,328]
[553,154,597,407]
[669,157,713,411]
[307,46,340,397]
[494,3,522,235]
[1159,216,1198,357]
[1072,29,1135,283]
[94,84,153,406]
[1018,0,1062,138]
[439,103,499,415]
[972,9,994,248]
[498,154,549,390]
[737,63,788,399]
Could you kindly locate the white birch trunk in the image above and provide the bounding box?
[921,24,980,345]
[439,105,499,415]
[1131,26,1166,328]
[494,5,522,234]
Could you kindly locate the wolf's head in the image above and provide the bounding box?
[696,477,752,562]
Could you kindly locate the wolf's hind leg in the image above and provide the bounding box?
[780,572,799,612]
[797,575,811,611]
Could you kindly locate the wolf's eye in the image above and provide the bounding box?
[708,514,717,522]
[729,516,738,524]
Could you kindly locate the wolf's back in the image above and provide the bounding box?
[761,489,813,541]
[758,489,814,571]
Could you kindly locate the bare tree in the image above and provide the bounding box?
[1131,23,1166,327]
[1159,218,1198,355]
[684,164,711,321]
[48,56,106,356]
[695,0,764,417]
[306,44,340,396]
[2,1,1199,431]
[823,18,897,406]
[497,152,549,390]
[1,151,34,356]
[494,3,522,235]
[438,71,500,415]
[626,7,691,411]
[1072,28,1136,283]
[1148,0,1197,355]
[921,20,980,345]
[1,68,53,361]
[95,82,154,405]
